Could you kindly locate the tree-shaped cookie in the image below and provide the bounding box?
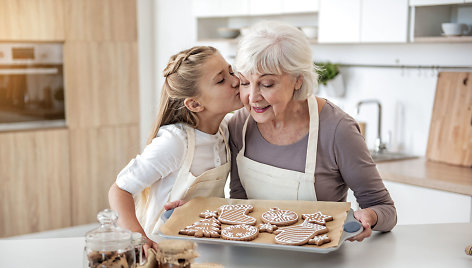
[273,221,328,246]
[218,204,257,225]
[178,218,221,238]
[261,207,299,226]
[302,211,333,226]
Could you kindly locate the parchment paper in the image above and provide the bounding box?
[159,197,351,249]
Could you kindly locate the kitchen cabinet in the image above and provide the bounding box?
[0,0,140,237]
[193,0,319,42]
[410,3,472,42]
[318,0,408,43]
[192,0,250,17]
[69,125,139,225]
[64,0,137,41]
[384,180,471,225]
[318,0,361,43]
[64,42,139,128]
[409,0,465,6]
[0,129,71,237]
[360,0,409,43]
[0,0,65,41]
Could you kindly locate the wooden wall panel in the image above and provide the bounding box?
[64,0,137,41]
[0,0,65,40]
[0,129,71,237]
[70,124,139,225]
[64,42,139,128]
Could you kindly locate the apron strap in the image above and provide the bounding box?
[169,124,229,201]
[305,95,319,177]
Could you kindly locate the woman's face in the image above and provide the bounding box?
[239,72,302,123]
[197,53,242,115]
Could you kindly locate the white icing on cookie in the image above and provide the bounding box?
[308,234,331,246]
[221,224,259,241]
[261,207,298,226]
[302,211,333,226]
[179,218,221,238]
[199,210,218,219]
[218,204,256,225]
[273,222,328,246]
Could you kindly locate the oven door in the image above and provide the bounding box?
[0,65,65,130]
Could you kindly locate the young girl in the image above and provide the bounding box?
[108,46,242,251]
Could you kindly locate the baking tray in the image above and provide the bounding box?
[154,197,363,253]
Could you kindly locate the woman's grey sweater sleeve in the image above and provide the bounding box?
[333,117,397,232]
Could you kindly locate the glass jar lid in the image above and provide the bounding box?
[85,209,132,251]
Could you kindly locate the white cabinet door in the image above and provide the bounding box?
[384,181,472,225]
[361,0,408,43]
[249,0,283,15]
[318,0,361,43]
[192,0,249,17]
[409,0,464,6]
[282,0,319,13]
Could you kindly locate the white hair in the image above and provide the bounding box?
[235,21,318,100]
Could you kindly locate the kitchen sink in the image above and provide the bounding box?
[370,151,418,163]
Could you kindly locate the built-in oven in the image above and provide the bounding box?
[0,43,65,131]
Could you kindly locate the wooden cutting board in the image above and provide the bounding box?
[426,72,472,167]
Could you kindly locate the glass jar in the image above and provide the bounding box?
[131,232,146,265]
[83,209,136,268]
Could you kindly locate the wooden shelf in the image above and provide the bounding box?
[414,36,472,43]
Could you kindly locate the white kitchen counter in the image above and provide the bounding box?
[1,223,471,268]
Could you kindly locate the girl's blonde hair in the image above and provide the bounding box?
[136,46,217,220]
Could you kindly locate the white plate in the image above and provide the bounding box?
[155,209,363,254]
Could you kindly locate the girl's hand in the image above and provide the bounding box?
[163,200,186,211]
[142,236,159,258]
[348,208,378,242]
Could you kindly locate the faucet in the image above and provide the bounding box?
[356,99,387,153]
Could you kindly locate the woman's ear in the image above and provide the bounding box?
[184,98,204,113]
[295,75,303,90]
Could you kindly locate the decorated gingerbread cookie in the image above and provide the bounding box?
[308,234,331,246]
[199,210,218,219]
[302,211,333,226]
[218,204,256,225]
[258,223,278,233]
[273,222,328,246]
[221,224,259,241]
[261,207,299,226]
[179,218,221,238]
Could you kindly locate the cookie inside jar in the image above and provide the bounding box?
[84,209,136,268]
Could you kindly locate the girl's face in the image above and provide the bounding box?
[238,72,302,123]
[197,53,242,116]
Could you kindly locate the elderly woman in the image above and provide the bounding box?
[228,21,397,241]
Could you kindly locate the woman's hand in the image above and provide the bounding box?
[163,200,186,211]
[348,208,378,242]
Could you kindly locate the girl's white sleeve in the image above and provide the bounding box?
[115,125,187,195]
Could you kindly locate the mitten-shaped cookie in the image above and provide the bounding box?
[273,222,328,246]
[218,204,256,225]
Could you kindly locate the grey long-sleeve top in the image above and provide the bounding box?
[228,100,397,232]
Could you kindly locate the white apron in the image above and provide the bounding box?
[151,125,230,233]
[235,95,319,201]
